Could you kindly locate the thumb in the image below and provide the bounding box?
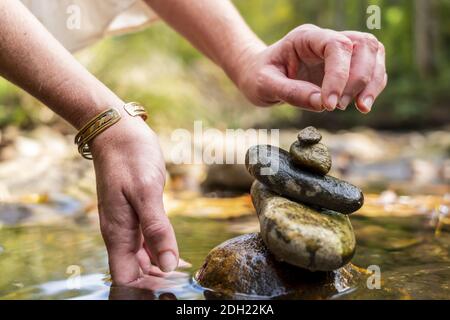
[129,190,179,273]
[265,69,324,112]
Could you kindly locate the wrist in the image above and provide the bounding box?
[222,39,266,89]
[64,83,126,130]
[86,104,149,159]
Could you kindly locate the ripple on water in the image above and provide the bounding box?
[0,204,449,299]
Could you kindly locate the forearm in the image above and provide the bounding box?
[0,0,123,129]
[146,0,266,86]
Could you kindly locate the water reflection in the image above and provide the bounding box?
[0,201,449,299]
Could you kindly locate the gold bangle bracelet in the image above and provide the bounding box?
[74,102,148,160]
[75,108,121,160]
[124,102,148,121]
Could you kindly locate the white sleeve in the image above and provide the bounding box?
[20,0,157,52]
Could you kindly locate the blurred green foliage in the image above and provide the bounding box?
[0,0,449,131]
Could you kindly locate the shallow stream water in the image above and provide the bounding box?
[0,194,449,300]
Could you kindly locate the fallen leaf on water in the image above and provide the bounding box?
[21,193,50,204]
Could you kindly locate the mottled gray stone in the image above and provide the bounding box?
[297,126,322,144]
[290,141,331,175]
[251,181,356,271]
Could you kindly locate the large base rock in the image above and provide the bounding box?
[251,181,356,271]
[195,233,361,299]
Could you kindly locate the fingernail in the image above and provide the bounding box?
[158,251,178,273]
[338,95,352,110]
[309,93,323,110]
[363,96,374,112]
[327,94,339,110]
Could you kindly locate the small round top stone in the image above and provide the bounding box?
[297,126,322,144]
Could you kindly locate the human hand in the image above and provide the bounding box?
[237,24,387,113]
[90,113,179,286]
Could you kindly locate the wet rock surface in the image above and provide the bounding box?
[290,141,331,175]
[251,181,355,271]
[195,233,360,298]
[246,144,364,214]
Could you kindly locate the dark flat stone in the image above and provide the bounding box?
[245,145,364,214]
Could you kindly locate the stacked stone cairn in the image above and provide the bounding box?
[196,127,364,298]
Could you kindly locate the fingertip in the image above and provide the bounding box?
[338,95,352,110]
[328,94,339,110]
[356,96,374,113]
[322,93,339,111]
[355,103,369,114]
[309,92,323,111]
[158,250,178,273]
[363,96,374,110]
